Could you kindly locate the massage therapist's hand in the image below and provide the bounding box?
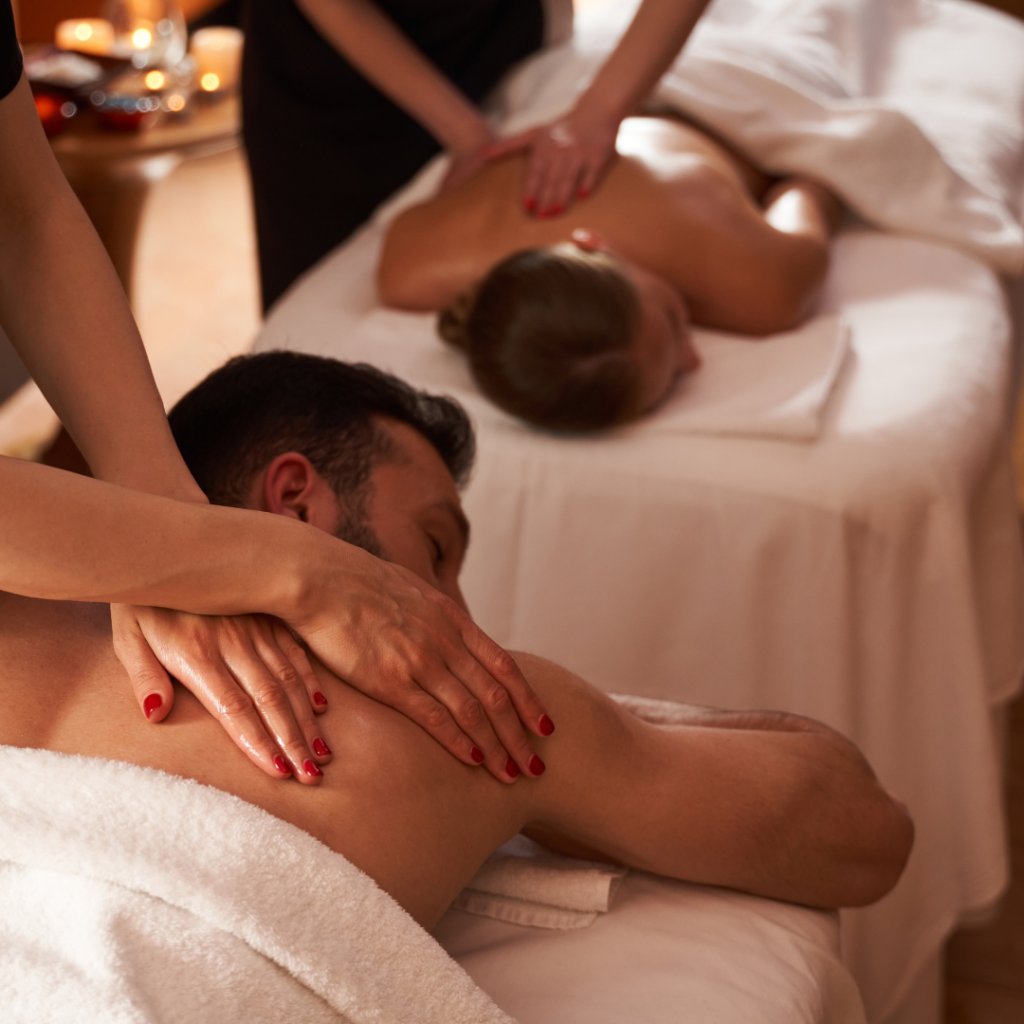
[112,604,332,785]
[291,550,553,784]
[482,106,620,217]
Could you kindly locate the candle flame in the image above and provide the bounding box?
[145,71,165,90]
[132,28,152,48]
[74,23,93,41]
[200,73,221,92]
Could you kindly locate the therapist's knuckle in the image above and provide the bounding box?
[458,697,487,730]
[480,683,512,716]
[274,663,303,693]
[217,688,255,720]
[423,701,454,732]
[253,686,291,716]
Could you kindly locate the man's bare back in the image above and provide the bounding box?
[379,115,837,334]
[0,585,911,930]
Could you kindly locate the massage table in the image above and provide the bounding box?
[253,1,1024,1021]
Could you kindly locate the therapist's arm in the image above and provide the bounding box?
[0,457,551,783]
[0,76,203,502]
[485,0,713,215]
[294,0,496,188]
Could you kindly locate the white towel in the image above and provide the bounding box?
[455,834,627,930]
[650,316,851,440]
[0,745,516,1024]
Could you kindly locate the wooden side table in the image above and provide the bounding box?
[50,94,241,299]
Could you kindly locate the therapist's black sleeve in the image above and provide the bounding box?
[241,0,544,313]
[1,0,23,102]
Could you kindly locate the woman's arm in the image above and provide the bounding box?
[0,76,203,502]
[484,0,713,215]
[294,0,495,187]
[0,456,549,782]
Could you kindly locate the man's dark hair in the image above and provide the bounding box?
[168,352,475,552]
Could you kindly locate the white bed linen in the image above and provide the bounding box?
[438,873,866,1024]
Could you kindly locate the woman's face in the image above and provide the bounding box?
[622,260,700,413]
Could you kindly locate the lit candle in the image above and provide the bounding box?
[55,18,115,56]
[190,27,243,93]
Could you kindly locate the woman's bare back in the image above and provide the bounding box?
[379,115,831,333]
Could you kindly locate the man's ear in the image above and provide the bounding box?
[260,452,339,532]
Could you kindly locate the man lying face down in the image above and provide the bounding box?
[0,351,912,933]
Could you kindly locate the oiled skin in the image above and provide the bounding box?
[378,115,831,334]
[0,589,911,928]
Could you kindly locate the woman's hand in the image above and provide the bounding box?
[482,107,620,217]
[292,555,554,784]
[111,604,332,785]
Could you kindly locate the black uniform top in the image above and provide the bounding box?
[1,0,23,102]
[240,0,544,311]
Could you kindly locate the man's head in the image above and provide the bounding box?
[168,352,476,606]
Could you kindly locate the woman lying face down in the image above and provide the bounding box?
[0,355,909,931]
[378,114,841,430]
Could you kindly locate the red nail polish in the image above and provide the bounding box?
[471,746,485,764]
[577,186,589,199]
[505,757,520,779]
[143,693,162,719]
[538,714,555,736]
[550,203,564,216]
[274,755,290,774]
[524,196,536,211]
[313,691,327,707]
[304,760,323,778]
[312,738,331,757]
[529,754,546,776]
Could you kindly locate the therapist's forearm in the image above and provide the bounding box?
[0,77,206,504]
[295,0,491,153]
[0,455,335,617]
[574,0,712,125]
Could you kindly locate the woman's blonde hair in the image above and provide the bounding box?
[438,245,644,432]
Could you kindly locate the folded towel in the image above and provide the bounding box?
[650,315,851,440]
[455,834,627,929]
[0,744,515,1024]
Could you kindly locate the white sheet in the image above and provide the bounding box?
[255,2,1024,1021]
[437,873,867,1024]
[0,744,863,1024]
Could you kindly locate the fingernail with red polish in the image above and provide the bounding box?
[505,757,520,779]
[143,693,162,719]
[312,738,331,757]
[538,714,555,736]
[577,186,589,199]
[529,754,546,776]
[550,203,564,216]
[471,746,485,764]
[274,755,290,775]
[524,196,536,212]
[313,691,328,707]
[304,760,323,778]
